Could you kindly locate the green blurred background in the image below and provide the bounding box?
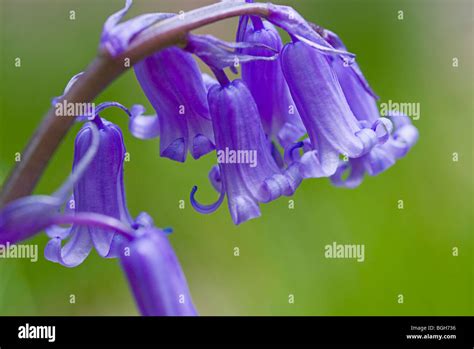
[0,0,472,315]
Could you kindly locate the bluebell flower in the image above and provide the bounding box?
[44,106,132,267]
[280,39,392,178]
[191,77,301,225]
[316,28,419,187]
[45,210,198,316]
[134,47,215,162]
[134,29,281,164]
[185,31,302,221]
[101,0,213,162]
[42,208,198,316]
[120,212,197,316]
[238,15,305,147]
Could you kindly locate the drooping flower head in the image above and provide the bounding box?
[238,14,305,147]
[134,48,215,162]
[280,40,392,178]
[100,0,215,162]
[120,212,197,316]
[314,28,419,187]
[45,104,133,267]
[191,76,302,225]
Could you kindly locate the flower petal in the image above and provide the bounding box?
[241,20,305,145]
[134,47,214,162]
[45,195,76,239]
[72,119,132,258]
[44,227,93,268]
[208,164,223,193]
[204,79,302,224]
[100,0,173,56]
[281,41,380,175]
[128,104,160,139]
[120,227,198,316]
[322,28,378,99]
[330,158,366,189]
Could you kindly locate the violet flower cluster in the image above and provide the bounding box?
[0,0,418,316]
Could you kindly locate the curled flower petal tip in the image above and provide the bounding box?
[128,104,160,140]
[190,185,225,215]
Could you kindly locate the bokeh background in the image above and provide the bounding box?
[0,0,472,315]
